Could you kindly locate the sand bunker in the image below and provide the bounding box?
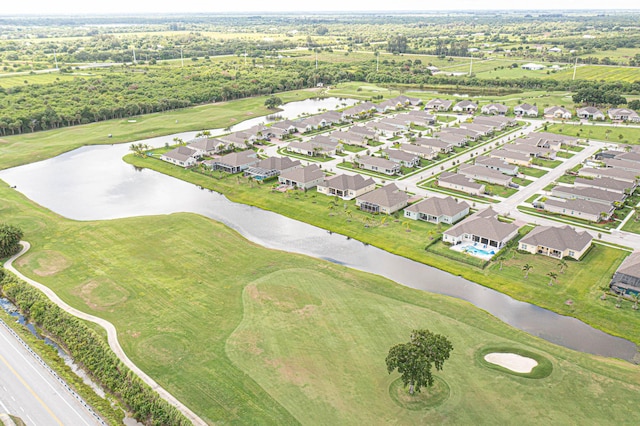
[484,353,538,373]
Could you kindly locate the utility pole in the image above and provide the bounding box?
[315,49,318,70]
[53,48,58,70]
[469,57,473,76]
[132,46,136,64]
[180,46,184,67]
[244,49,247,66]
[376,52,379,72]
[572,57,578,80]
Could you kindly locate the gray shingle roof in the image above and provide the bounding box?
[544,197,613,216]
[255,157,300,171]
[405,196,469,217]
[444,207,519,241]
[163,146,197,162]
[551,185,625,204]
[438,172,484,190]
[280,164,324,183]
[322,173,375,191]
[614,252,640,279]
[519,225,592,253]
[357,183,409,208]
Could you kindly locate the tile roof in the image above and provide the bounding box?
[405,196,469,217]
[519,225,592,253]
[357,183,409,208]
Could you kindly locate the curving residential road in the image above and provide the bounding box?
[4,242,207,426]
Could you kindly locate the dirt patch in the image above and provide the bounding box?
[18,250,72,276]
[129,331,141,338]
[231,330,263,356]
[294,304,317,318]
[75,278,129,311]
[264,358,307,386]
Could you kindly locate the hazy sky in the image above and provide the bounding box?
[1,1,639,15]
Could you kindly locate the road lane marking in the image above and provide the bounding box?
[0,398,9,413]
[0,351,63,426]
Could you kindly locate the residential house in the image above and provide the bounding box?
[332,130,370,147]
[319,110,343,125]
[458,163,513,187]
[218,132,252,149]
[574,177,634,195]
[608,108,640,122]
[544,106,572,119]
[442,207,520,250]
[602,158,640,175]
[533,132,579,147]
[244,157,301,180]
[356,183,409,214]
[187,138,230,157]
[436,131,468,147]
[399,143,438,160]
[459,123,493,137]
[481,103,508,115]
[365,121,402,137]
[287,135,341,157]
[298,115,329,132]
[270,120,299,137]
[376,99,399,113]
[550,185,626,206]
[383,148,420,168]
[355,155,401,175]
[317,174,376,200]
[521,63,546,70]
[519,225,593,260]
[413,137,453,153]
[543,197,614,222]
[578,167,639,184]
[577,107,606,121]
[514,103,539,117]
[394,95,422,107]
[379,116,411,131]
[208,150,259,173]
[439,127,481,142]
[519,136,562,151]
[278,164,325,190]
[160,146,198,168]
[453,100,478,113]
[404,110,436,126]
[474,156,519,175]
[342,101,377,120]
[490,149,532,167]
[404,196,470,224]
[502,143,557,159]
[473,115,517,129]
[437,172,486,196]
[425,99,453,111]
[609,252,640,296]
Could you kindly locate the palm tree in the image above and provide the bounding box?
[498,255,506,271]
[522,263,533,279]
[599,285,609,300]
[547,272,558,286]
[558,259,568,274]
[631,293,639,311]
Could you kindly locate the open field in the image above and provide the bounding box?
[0,89,318,170]
[2,182,640,424]
[0,72,82,88]
[549,65,640,83]
[546,123,640,145]
[120,157,640,345]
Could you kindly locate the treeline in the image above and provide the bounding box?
[0,271,191,426]
[1,58,639,136]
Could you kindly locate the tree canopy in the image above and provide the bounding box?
[0,224,23,258]
[385,329,453,394]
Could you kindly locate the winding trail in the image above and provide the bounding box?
[3,241,207,426]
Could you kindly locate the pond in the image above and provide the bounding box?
[0,98,637,362]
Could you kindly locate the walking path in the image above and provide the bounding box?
[3,242,207,426]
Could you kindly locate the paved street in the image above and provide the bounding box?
[0,319,104,426]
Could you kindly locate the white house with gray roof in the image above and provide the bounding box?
[437,172,486,196]
[383,149,420,168]
[543,197,614,222]
[425,99,453,111]
[514,103,539,117]
[187,138,230,157]
[244,157,301,180]
[443,207,520,250]
[544,106,572,119]
[551,185,626,206]
[365,121,402,137]
[207,150,259,174]
[458,163,513,187]
[404,196,470,224]
[519,225,593,260]
[355,155,401,175]
[459,123,493,137]
[317,174,376,200]
[574,176,635,194]
[577,107,605,121]
[356,183,409,214]
[414,137,454,153]
[453,100,478,113]
[481,103,508,115]
[474,156,519,176]
[490,149,532,167]
[278,164,325,190]
[578,167,638,184]
[608,108,640,122]
[160,146,199,168]
[399,143,438,160]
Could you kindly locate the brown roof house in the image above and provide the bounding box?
[443,207,520,251]
[404,196,470,224]
[317,173,376,200]
[519,225,593,260]
[356,183,409,214]
[610,252,640,296]
[278,164,325,190]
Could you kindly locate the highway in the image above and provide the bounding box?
[0,319,105,426]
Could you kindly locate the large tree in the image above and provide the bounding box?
[0,224,23,258]
[385,329,453,394]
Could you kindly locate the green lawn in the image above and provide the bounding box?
[0,72,81,88]
[546,123,640,145]
[512,177,533,186]
[341,144,367,153]
[532,158,564,169]
[519,167,548,178]
[2,183,640,424]
[0,89,318,170]
[556,151,574,159]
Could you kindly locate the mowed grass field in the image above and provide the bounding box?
[546,123,640,145]
[2,183,640,424]
[0,89,317,170]
[0,72,82,88]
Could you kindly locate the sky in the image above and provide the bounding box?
[1,1,639,15]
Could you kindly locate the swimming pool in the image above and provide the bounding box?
[450,242,496,260]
